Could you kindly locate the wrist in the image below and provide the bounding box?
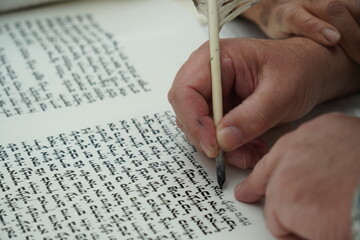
[288,37,360,104]
[276,37,360,106]
[317,46,360,104]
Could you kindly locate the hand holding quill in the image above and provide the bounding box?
[191,0,258,189]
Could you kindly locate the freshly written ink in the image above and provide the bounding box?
[0,111,252,239]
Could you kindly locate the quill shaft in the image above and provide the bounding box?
[208,0,222,126]
[208,0,225,189]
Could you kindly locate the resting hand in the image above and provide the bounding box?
[242,0,360,64]
[236,113,360,239]
[168,37,360,169]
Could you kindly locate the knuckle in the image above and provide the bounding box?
[325,0,346,17]
[167,84,182,108]
[167,88,175,105]
[280,4,323,33]
[282,5,303,24]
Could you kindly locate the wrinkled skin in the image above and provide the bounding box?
[168,37,360,169]
[236,113,360,240]
[242,0,360,64]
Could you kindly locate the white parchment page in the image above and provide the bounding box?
[0,1,274,239]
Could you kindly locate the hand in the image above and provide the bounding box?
[168,37,360,169]
[235,113,360,239]
[242,0,360,64]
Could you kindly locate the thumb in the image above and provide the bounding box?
[217,87,286,151]
[283,6,341,46]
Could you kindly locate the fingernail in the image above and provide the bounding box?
[217,126,244,151]
[322,28,340,43]
[200,142,216,158]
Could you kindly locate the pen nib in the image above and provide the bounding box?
[216,151,225,189]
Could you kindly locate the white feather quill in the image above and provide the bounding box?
[191,0,258,189]
[192,0,258,30]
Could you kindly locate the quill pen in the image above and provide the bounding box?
[192,0,258,189]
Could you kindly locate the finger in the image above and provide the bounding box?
[225,138,268,169]
[283,6,341,45]
[265,201,293,240]
[217,84,288,152]
[168,47,218,158]
[176,118,205,154]
[234,154,274,203]
[321,0,360,64]
[267,209,306,240]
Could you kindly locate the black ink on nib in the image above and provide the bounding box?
[216,151,225,189]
